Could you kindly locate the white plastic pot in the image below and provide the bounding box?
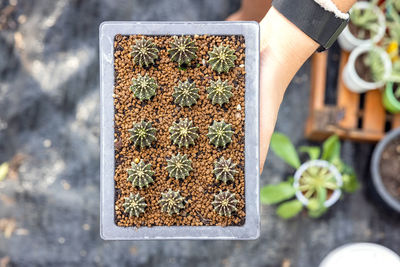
[338,1,386,51]
[343,45,392,93]
[293,160,342,208]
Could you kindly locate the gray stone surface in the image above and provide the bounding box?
[0,0,399,266]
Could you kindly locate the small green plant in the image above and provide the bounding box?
[166,153,193,180]
[207,79,234,106]
[364,49,385,82]
[130,74,158,101]
[168,35,198,66]
[212,190,238,217]
[208,45,237,73]
[213,157,238,184]
[131,37,159,67]
[260,133,359,219]
[123,193,147,217]
[207,120,234,148]
[127,160,154,189]
[128,120,157,148]
[169,118,199,148]
[159,189,185,215]
[350,2,380,39]
[172,80,200,107]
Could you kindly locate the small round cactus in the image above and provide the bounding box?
[127,160,154,189]
[208,45,237,73]
[213,157,238,184]
[131,37,159,67]
[130,74,157,101]
[123,193,147,217]
[212,190,238,217]
[207,79,233,106]
[166,153,193,180]
[168,35,198,66]
[128,121,157,148]
[207,120,234,148]
[159,189,185,215]
[172,80,200,107]
[169,118,199,148]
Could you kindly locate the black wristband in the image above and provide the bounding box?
[272,0,349,52]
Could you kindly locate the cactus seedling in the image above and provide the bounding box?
[212,190,238,217]
[172,80,200,107]
[168,35,198,66]
[214,157,238,184]
[128,121,157,148]
[159,189,185,215]
[349,4,380,39]
[208,45,237,73]
[169,118,199,148]
[131,37,159,67]
[166,153,193,180]
[130,74,158,101]
[207,120,234,148]
[127,160,154,189]
[207,79,233,106]
[123,193,147,217]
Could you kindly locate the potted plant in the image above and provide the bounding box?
[338,1,386,51]
[371,127,400,213]
[342,44,392,93]
[99,22,260,240]
[260,133,359,219]
[382,61,400,113]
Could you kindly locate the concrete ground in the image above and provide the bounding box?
[0,0,399,266]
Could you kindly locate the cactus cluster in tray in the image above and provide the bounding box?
[213,157,238,184]
[208,45,237,73]
[159,189,185,215]
[127,160,154,189]
[168,35,198,66]
[128,120,157,148]
[207,79,234,106]
[172,81,200,107]
[207,120,234,148]
[166,153,193,180]
[131,37,159,67]
[169,118,199,148]
[212,190,238,217]
[123,193,147,217]
[130,74,158,101]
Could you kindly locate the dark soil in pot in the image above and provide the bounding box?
[379,136,400,201]
[393,83,400,102]
[113,34,246,227]
[348,20,372,40]
[355,53,374,82]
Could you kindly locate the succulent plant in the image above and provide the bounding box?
[350,4,380,39]
[131,37,159,67]
[168,35,198,66]
[213,157,238,184]
[169,118,199,148]
[207,79,233,106]
[208,45,237,73]
[159,189,185,215]
[122,193,147,217]
[127,160,154,189]
[172,80,200,107]
[207,120,234,148]
[130,74,157,101]
[212,190,238,217]
[166,153,193,180]
[128,121,157,148]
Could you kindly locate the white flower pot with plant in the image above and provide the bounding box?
[343,45,392,93]
[338,1,386,51]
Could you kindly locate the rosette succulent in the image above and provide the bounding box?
[127,160,154,189]
[207,79,233,106]
[131,37,159,67]
[130,74,158,101]
[172,81,200,107]
[207,120,234,148]
[166,153,193,180]
[128,121,157,148]
[213,157,238,184]
[123,193,147,217]
[208,45,237,73]
[168,35,198,66]
[212,190,238,217]
[159,189,185,215]
[169,118,199,148]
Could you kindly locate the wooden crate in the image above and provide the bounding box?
[305,51,400,142]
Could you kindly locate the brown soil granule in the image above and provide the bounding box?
[113,34,246,227]
[380,137,400,201]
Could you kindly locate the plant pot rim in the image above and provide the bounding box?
[293,159,342,208]
[384,82,400,110]
[371,127,400,213]
[99,21,260,240]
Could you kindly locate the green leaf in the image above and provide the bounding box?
[321,135,341,162]
[260,182,296,205]
[317,187,327,206]
[276,200,303,219]
[0,162,9,182]
[270,132,301,169]
[299,146,321,160]
[341,163,360,193]
[308,205,328,218]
